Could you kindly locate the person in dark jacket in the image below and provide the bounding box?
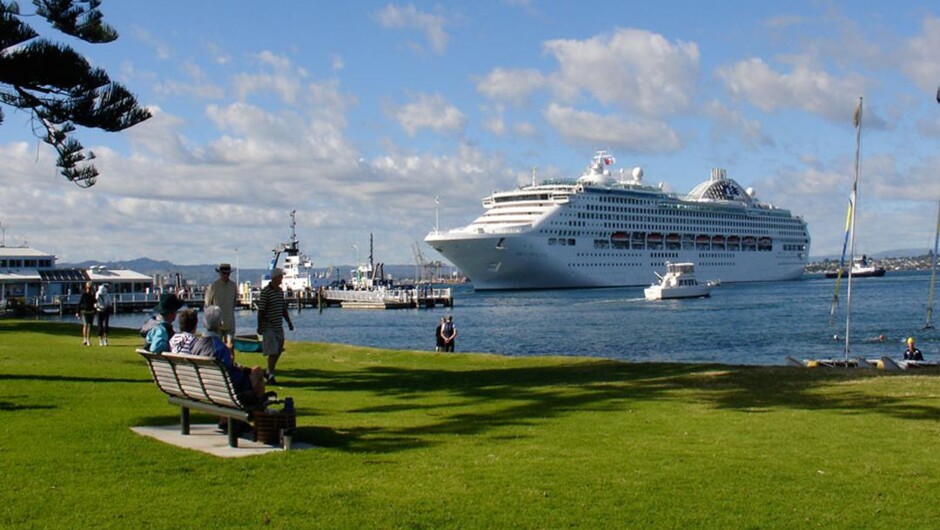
[904,337,924,361]
[440,315,457,352]
[76,282,96,346]
[435,317,445,351]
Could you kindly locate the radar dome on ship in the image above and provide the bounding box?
[632,167,643,181]
[746,187,755,197]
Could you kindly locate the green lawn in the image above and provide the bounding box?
[1,319,938,529]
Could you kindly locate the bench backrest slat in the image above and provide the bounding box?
[137,349,254,412]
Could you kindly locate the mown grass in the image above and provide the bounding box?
[1,319,939,529]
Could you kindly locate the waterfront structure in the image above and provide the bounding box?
[426,151,810,290]
[0,245,152,312]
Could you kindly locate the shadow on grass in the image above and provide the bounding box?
[0,398,56,411]
[0,319,143,339]
[1,373,148,384]
[276,360,940,454]
[0,319,86,337]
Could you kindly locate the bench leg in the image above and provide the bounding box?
[227,417,238,448]
[180,407,190,435]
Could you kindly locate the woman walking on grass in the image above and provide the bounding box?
[76,282,96,346]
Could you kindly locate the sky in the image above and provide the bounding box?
[2,0,940,271]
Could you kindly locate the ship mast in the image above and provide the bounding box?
[844,96,863,361]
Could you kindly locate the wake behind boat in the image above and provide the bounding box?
[426,151,809,290]
[644,262,713,300]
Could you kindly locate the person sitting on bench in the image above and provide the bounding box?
[192,305,267,399]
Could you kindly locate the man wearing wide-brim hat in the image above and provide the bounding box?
[205,262,238,341]
[145,293,183,353]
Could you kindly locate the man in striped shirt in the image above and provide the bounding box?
[257,268,294,384]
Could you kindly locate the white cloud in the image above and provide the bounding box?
[389,93,466,136]
[376,3,449,55]
[476,68,546,104]
[483,115,506,135]
[716,58,871,125]
[703,100,774,149]
[543,28,700,116]
[155,61,225,100]
[331,54,345,71]
[513,121,537,137]
[543,104,681,154]
[205,41,231,65]
[901,16,940,93]
[132,26,171,60]
[233,52,306,103]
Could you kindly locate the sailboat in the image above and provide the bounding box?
[788,97,867,368]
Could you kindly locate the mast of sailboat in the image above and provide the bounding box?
[926,199,940,329]
[828,198,853,326]
[844,96,863,361]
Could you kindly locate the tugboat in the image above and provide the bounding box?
[824,255,886,278]
[644,262,714,300]
[261,210,328,292]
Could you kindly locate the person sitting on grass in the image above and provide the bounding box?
[169,309,198,355]
[192,305,267,400]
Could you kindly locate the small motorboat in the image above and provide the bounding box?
[644,262,714,300]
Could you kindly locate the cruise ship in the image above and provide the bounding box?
[425,151,810,290]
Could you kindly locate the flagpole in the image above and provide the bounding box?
[435,196,440,234]
[845,96,863,361]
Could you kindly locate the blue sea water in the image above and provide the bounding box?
[103,271,938,366]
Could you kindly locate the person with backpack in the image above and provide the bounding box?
[95,284,113,346]
[440,315,457,352]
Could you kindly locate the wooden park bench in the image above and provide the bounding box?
[137,349,295,449]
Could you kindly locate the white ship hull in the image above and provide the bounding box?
[426,230,804,290]
[425,152,809,291]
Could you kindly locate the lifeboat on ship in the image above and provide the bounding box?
[610,231,629,243]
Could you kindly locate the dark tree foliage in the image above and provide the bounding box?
[0,1,151,187]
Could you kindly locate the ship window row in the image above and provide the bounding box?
[568,220,807,240]
[574,210,803,232]
[581,203,804,224]
[493,194,551,203]
[586,232,775,252]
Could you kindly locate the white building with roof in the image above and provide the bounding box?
[1,246,153,313]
